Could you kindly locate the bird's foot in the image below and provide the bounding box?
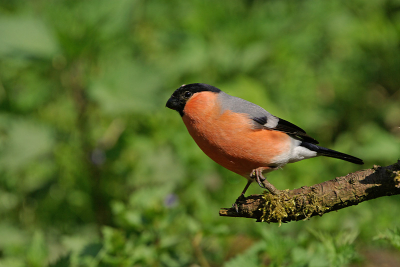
[250,168,280,195]
[232,194,246,213]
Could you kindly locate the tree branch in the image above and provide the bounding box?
[219,161,400,224]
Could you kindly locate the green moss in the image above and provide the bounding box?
[303,192,328,217]
[259,190,293,225]
[373,165,381,171]
[259,190,329,225]
[393,171,400,188]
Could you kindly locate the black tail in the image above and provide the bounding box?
[301,142,364,165]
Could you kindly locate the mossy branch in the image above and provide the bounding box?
[219,161,400,224]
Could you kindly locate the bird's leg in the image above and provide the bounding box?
[232,180,252,212]
[250,168,280,195]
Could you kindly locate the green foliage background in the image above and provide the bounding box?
[0,0,400,266]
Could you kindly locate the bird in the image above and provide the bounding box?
[166,83,363,206]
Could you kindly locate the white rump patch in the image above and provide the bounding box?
[289,145,318,163]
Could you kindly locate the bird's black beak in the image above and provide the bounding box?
[166,96,185,116]
[166,97,179,110]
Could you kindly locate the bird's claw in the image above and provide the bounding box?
[232,194,246,213]
[251,169,266,188]
[251,168,280,195]
[256,175,266,188]
[232,203,239,213]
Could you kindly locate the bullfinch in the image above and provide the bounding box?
[166,83,363,204]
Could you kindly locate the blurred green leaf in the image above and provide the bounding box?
[0,118,54,170]
[374,228,400,250]
[48,254,71,267]
[89,59,161,115]
[26,231,48,267]
[224,241,264,267]
[0,16,58,58]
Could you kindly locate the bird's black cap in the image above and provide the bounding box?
[166,83,221,116]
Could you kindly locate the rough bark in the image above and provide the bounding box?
[219,161,400,224]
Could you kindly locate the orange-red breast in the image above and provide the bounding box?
[166,83,363,204]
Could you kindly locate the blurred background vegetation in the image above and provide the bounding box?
[0,0,400,266]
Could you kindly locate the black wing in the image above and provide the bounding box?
[253,116,319,144]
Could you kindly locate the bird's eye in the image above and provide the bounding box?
[184,91,192,98]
